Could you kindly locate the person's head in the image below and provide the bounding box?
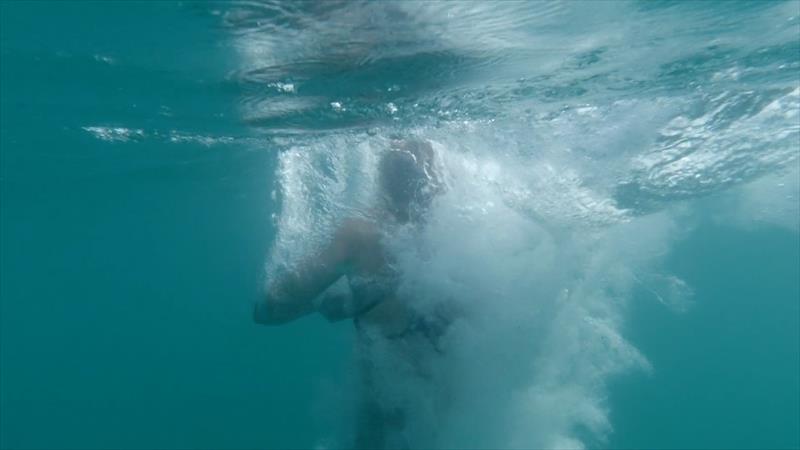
[378,139,442,224]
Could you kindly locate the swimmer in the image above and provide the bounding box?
[254,138,451,449]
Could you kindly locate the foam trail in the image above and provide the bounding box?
[259,127,691,448]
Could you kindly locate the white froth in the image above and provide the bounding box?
[231,1,800,448]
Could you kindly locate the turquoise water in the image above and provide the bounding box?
[1,1,798,449]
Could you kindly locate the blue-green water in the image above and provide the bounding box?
[1,2,798,449]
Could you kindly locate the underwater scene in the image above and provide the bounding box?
[1,1,798,449]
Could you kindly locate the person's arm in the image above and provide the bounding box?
[313,276,355,323]
[253,223,358,325]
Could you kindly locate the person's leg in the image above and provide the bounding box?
[354,328,410,449]
[354,396,407,450]
[354,394,386,449]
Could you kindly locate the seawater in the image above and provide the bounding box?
[0,1,798,449]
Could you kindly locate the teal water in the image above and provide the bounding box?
[1,2,798,449]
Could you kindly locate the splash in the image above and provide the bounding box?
[227,1,799,448]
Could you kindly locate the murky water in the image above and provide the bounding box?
[1,1,798,449]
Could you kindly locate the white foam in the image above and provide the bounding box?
[262,127,692,447]
[231,2,800,447]
[82,126,144,142]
